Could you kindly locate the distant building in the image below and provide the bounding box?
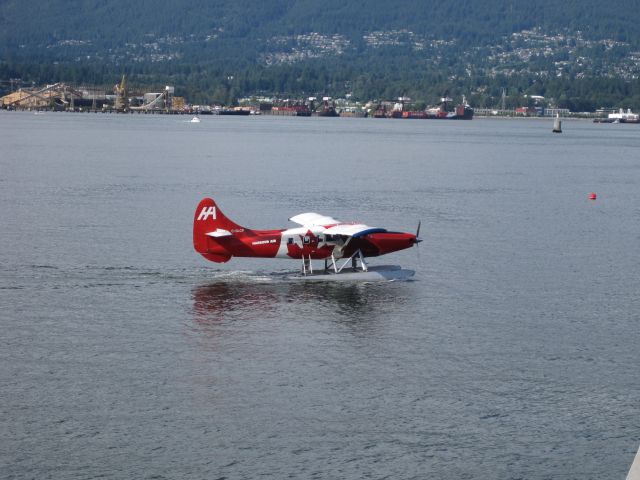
[542,108,570,117]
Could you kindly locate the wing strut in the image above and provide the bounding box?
[308,250,369,275]
[325,255,339,273]
[332,249,368,273]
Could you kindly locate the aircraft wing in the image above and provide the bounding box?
[323,224,387,238]
[289,212,341,226]
[289,212,387,238]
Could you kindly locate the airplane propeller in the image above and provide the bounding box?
[414,221,423,262]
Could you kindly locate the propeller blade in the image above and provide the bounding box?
[415,221,422,243]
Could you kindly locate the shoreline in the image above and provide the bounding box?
[0,108,619,122]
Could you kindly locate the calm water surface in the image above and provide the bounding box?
[1,112,639,479]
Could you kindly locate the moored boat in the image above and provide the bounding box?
[387,95,474,119]
[372,104,387,118]
[594,108,639,123]
[316,97,339,117]
[271,101,312,116]
[388,97,409,118]
[220,107,251,116]
[424,96,474,120]
[608,108,639,123]
[402,110,428,119]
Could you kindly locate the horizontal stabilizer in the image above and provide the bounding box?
[206,229,232,238]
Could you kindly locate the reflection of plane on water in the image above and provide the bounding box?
[191,279,405,329]
[192,281,278,318]
[193,197,421,279]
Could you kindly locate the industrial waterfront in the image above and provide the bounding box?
[1,77,632,120]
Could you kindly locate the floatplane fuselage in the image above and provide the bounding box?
[193,197,420,274]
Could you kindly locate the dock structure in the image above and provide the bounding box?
[1,77,182,113]
[1,83,82,110]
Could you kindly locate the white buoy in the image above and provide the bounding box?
[552,113,562,133]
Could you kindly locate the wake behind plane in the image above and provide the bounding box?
[193,197,421,281]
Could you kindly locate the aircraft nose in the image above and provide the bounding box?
[405,233,422,249]
[365,232,419,255]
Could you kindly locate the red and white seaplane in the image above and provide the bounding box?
[193,197,421,281]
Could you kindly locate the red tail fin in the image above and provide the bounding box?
[193,197,244,263]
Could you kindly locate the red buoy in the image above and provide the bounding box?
[589,192,597,200]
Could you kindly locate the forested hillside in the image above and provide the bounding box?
[2,0,640,109]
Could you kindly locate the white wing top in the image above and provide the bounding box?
[288,212,341,226]
[288,212,387,238]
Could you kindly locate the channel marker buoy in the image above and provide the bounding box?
[589,192,597,200]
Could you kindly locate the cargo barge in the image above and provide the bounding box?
[271,102,312,116]
[420,96,473,120]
